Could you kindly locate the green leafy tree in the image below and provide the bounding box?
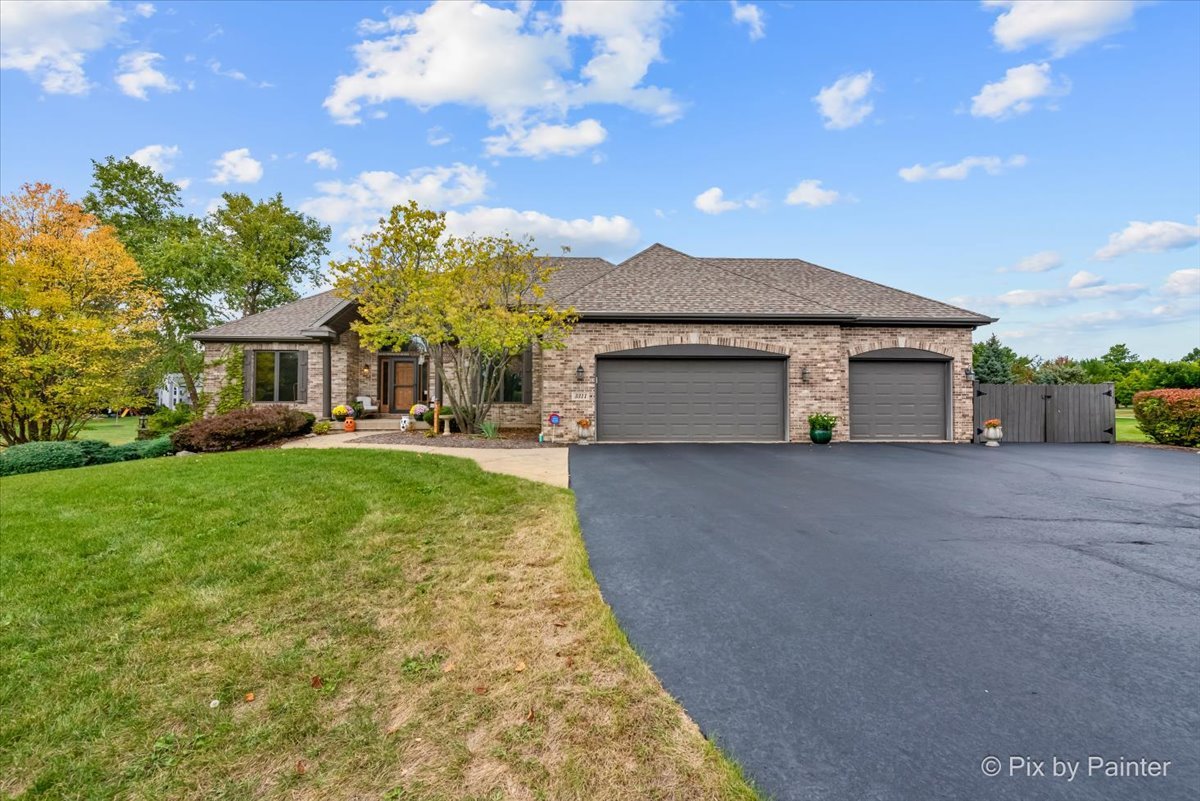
[1078,358,1115,383]
[332,201,576,434]
[1100,343,1139,375]
[207,193,330,316]
[1034,356,1087,385]
[84,157,230,406]
[1183,347,1200,362]
[972,334,1015,383]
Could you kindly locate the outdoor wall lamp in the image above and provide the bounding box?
[575,365,585,383]
[800,366,810,382]
[362,364,371,377]
[964,367,976,381]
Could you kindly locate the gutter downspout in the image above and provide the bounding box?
[322,340,332,419]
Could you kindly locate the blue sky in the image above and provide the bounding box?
[2,0,1198,359]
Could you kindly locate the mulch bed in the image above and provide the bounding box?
[352,429,560,449]
[1115,441,1199,453]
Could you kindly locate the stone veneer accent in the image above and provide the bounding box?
[538,322,975,443]
[201,323,973,440]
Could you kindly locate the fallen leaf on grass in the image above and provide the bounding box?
[442,661,455,673]
[552,621,566,628]
[526,707,535,722]
[310,676,323,689]
[473,685,488,695]
[295,760,307,775]
[514,660,526,673]
[244,692,255,703]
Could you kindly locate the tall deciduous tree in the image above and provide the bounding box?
[0,183,159,444]
[332,201,575,433]
[207,193,330,316]
[84,156,228,406]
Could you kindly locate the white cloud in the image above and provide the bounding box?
[1094,216,1200,260]
[484,118,607,158]
[956,273,1145,308]
[115,51,177,99]
[305,149,339,170]
[1067,270,1103,289]
[209,148,264,184]
[985,0,1137,57]
[1161,269,1200,298]
[134,3,155,17]
[0,0,125,95]
[730,1,765,41]
[971,62,1068,119]
[175,178,191,191]
[899,154,1027,182]
[427,126,451,146]
[444,206,639,254]
[784,179,843,208]
[694,187,741,215]
[129,144,180,174]
[1001,250,1063,273]
[299,163,489,229]
[209,59,272,88]
[813,70,874,130]
[324,0,680,157]
[1004,305,1194,340]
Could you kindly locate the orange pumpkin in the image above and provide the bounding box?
[344,417,356,432]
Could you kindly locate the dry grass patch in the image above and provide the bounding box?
[0,449,760,800]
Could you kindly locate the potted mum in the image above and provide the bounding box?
[808,412,837,444]
[407,403,429,431]
[577,417,592,444]
[331,404,351,422]
[982,418,1003,446]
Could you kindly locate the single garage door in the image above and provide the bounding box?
[597,358,786,442]
[849,360,947,440]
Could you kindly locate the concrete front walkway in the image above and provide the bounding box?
[282,432,569,488]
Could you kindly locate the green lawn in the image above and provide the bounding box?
[79,415,140,445]
[1115,408,1150,443]
[0,450,758,800]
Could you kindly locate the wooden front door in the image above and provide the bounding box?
[388,359,417,413]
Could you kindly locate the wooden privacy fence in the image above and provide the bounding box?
[973,382,1116,444]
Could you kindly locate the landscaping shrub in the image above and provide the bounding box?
[1132,389,1200,447]
[0,436,174,476]
[313,420,332,435]
[146,405,196,436]
[0,442,89,476]
[170,405,313,453]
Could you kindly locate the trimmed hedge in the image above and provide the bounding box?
[146,406,197,436]
[0,437,174,477]
[1132,388,1200,447]
[170,406,315,453]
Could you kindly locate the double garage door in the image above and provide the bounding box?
[594,355,948,442]
[597,358,785,442]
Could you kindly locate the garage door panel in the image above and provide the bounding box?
[849,360,947,440]
[598,359,785,442]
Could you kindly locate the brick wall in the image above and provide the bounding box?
[538,322,975,443]
[201,341,326,416]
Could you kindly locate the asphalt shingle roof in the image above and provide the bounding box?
[195,245,992,341]
[192,291,347,341]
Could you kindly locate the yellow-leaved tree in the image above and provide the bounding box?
[0,183,159,444]
[332,201,575,434]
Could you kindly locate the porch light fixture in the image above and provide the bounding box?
[362,364,371,377]
[575,365,585,383]
[964,367,976,381]
[800,367,810,382]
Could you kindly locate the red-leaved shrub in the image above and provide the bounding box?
[1132,388,1200,447]
[171,406,315,453]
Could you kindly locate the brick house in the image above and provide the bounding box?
[192,244,994,443]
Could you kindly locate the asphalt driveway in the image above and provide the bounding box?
[570,443,1200,801]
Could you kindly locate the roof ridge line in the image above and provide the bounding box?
[708,256,991,319]
[699,258,850,316]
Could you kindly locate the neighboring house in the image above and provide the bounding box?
[192,244,994,443]
[155,373,194,410]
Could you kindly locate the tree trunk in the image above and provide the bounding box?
[178,354,202,408]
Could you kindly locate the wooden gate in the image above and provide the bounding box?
[974,383,1115,444]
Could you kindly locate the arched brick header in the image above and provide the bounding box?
[598,334,789,357]
[847,337,955,359]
